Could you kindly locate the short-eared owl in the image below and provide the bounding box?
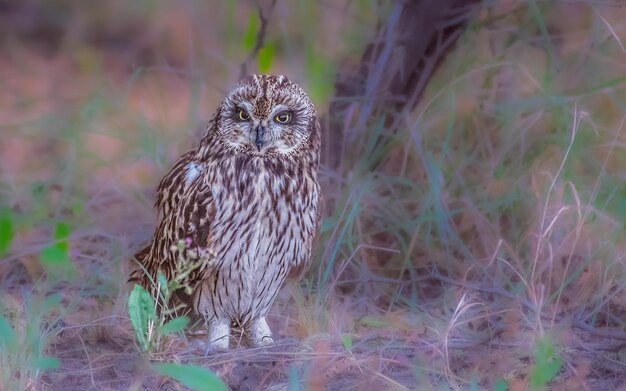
[129,74,321,351]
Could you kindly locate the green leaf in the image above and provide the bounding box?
[53,222,71,252]
[40,221,75,279]
[72,202,83,216]
[0,209,14,256]
[152,363,227,391]
[242,12,258,51]
[0,315,18,349]
[39,245,75,279]
[31,356,60,370]
[40,246,69,265]
[128,284,157,352]
[341,334,353,351]
[257,43,274,73]
[160,316,189,335]
[535,338,555,361]
[529,338,562,390]
[493,378,508,391]
[530,358,562,390]
[358,316,388,328]
[157,270,169,297]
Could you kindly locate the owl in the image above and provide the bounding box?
[129,74,321,351]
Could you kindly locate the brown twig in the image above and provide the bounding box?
[239,0,277,80]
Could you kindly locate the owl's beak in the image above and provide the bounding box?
[254,125,266,151]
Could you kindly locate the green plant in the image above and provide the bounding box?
[128,239,212,352]
[0,208,13,256]
[127,240,226,390]
[529,337,562,391]
[151,363,227,391]
[127,280,191,353]
[257,42,275,73]
[127,284,159,352]
[39,221,75,280]
[0,293,62,390]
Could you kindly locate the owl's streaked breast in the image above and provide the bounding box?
[196,156,318,323]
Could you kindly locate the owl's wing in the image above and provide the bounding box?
[287,184,322,282]
[130,151,216,289]
[155,150,197,216]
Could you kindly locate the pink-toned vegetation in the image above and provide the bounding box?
[1,1,626,390]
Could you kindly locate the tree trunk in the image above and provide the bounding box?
[323,0,481,169]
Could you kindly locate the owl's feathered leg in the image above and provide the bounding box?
[251,317,274,347]
[205,319,230,354]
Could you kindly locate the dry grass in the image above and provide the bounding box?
[1,0,626,390]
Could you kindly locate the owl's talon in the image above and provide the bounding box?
[204,342,229,356]
[251,317,274,347]
[258,335,275,346]
[205,319,230,354]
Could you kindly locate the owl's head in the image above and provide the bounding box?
[214,74,318,157]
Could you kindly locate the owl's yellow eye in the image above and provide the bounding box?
[275,112,291,124]
[237,109,250,121]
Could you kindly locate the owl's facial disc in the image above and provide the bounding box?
[217,75,315,157]
[227,101,306,155]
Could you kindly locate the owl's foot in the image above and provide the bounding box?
[204,319,230,355]
[251,317,274,347]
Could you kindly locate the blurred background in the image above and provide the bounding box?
[1,0,626,389]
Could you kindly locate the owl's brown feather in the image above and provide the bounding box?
[129,75,321,349]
